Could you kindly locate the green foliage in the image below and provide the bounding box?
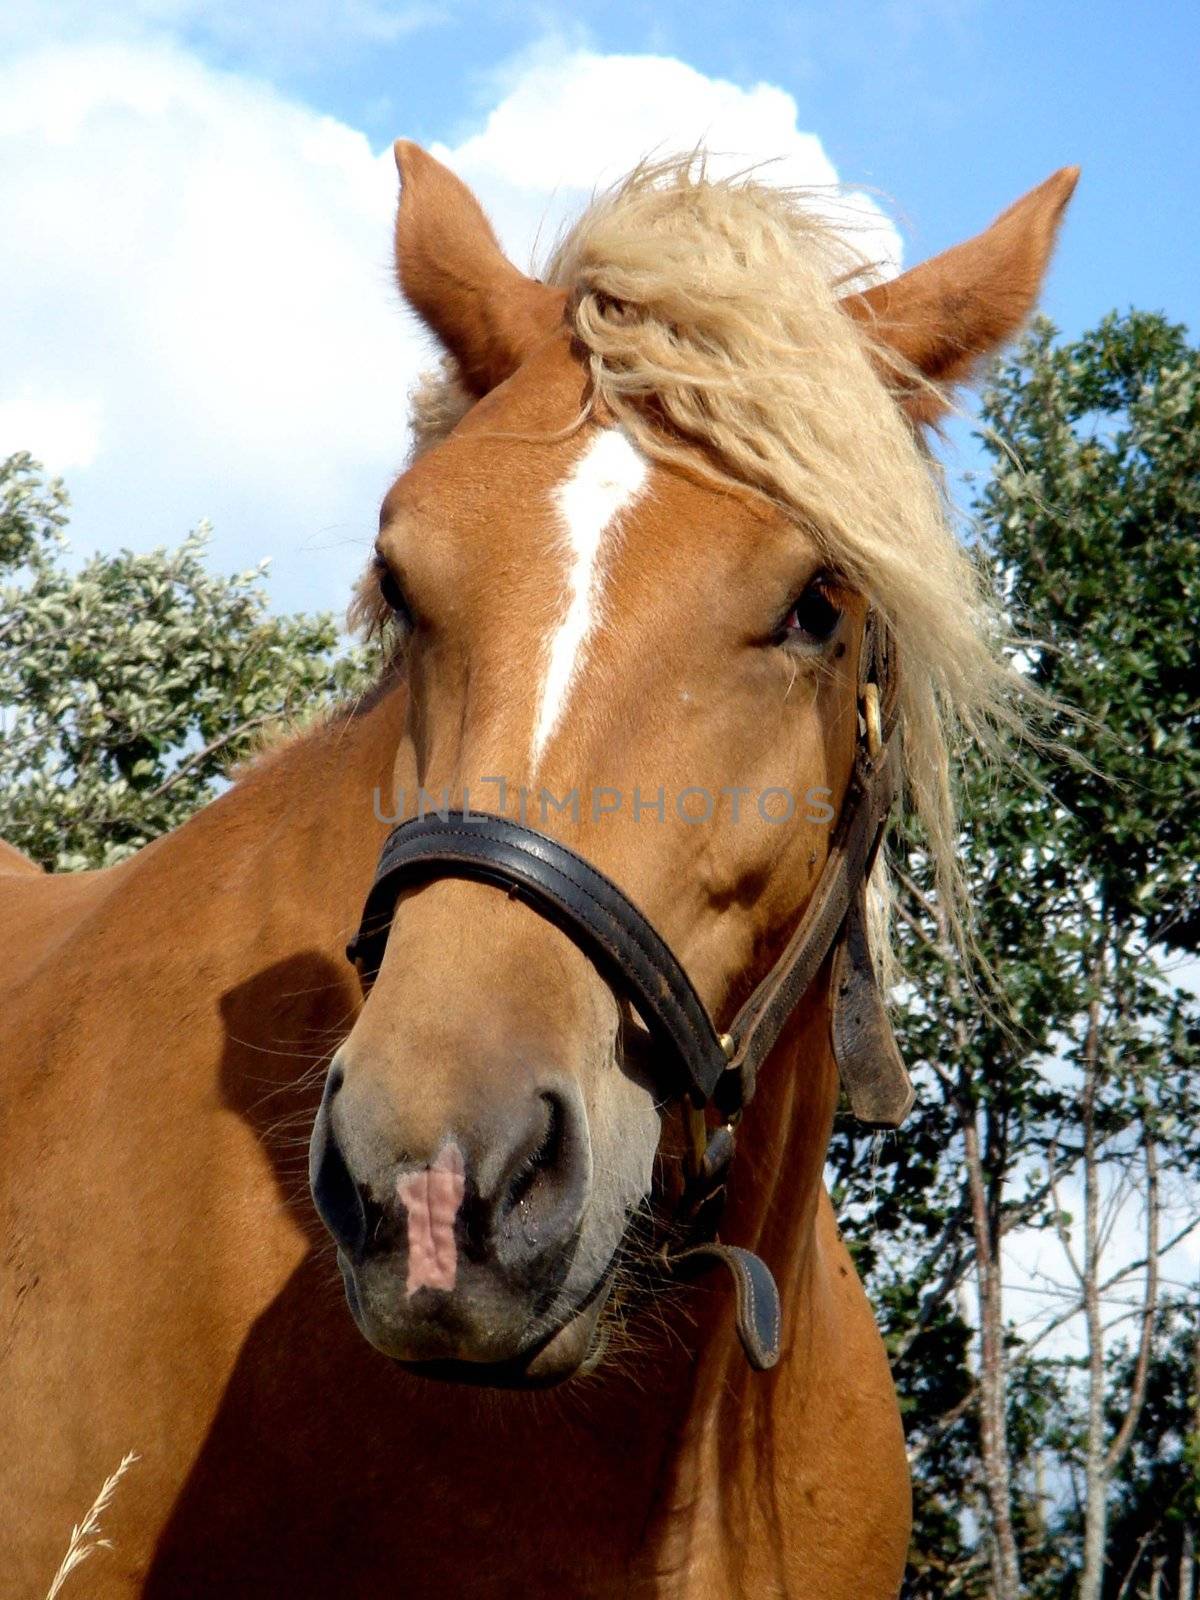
[980,311,1200,955]
[829,311,1200,1595]
[1089,1304,1199,1599]
[0,452,375,870]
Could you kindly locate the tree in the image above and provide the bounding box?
[829,311,1200,1598]
[1082,1300,1200,1600]
[0,452,374,871]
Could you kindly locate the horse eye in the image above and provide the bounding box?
[781,580,843,646]
[376,561,413,626]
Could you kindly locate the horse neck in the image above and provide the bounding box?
[723,979,840,1302]
[103,678,411,1131]
[636,985,850,1556]
[195,677,409,950]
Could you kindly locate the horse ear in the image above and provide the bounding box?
[843,166,1080,424]
[392,141,566,398]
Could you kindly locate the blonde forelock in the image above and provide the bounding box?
[392,156,1033,961]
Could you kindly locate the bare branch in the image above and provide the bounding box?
[1113,1526,1158,1600]
[907,1385,978,1466]
[891,1216,970,1366]
[1046,1136,1087,1289]
[1105,1133,1160,1473]
[144,713,278,802]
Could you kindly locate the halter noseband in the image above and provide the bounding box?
[345,612,914,1371]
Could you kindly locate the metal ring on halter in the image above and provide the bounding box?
[685,1103,709,1176]
[862,681,883,760]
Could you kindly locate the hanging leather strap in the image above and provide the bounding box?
[831,885,915,1127]
[666,1243,782,1370]
[718,734,901,1117]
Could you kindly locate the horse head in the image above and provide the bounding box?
[310,143,1076,1384]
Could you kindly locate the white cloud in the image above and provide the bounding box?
[0,38,902,615]
[0,42,417,607]
[439,48,901,279]
[0,392,102,473]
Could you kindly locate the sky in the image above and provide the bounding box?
[2,0,1197,618]
[1,1,1196,1346]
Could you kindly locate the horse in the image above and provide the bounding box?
[0,143,1076,1597]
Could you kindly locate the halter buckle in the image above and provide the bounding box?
[862,680,883,759]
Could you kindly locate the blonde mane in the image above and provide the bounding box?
[397,157,1030,958]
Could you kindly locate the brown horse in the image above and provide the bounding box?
[1,145,1076,1597]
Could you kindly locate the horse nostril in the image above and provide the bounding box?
[309,1067,366,1258]
[492,1090,586,1262]
[501,1094,563,1218]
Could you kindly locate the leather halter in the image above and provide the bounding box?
[346,612,914,1371]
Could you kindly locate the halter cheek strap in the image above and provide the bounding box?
[345,612,914,1371]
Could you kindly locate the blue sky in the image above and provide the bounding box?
[1,0,1196,614]
[121,0,1200,338]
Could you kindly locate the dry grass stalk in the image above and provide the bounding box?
[45,1452,140,1599]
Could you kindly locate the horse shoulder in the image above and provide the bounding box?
[0,838,44,876]
[0,855,122,1000]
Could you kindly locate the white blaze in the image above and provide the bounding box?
[530,428,649,768]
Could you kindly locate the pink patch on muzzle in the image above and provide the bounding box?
[396,1143,466,1296]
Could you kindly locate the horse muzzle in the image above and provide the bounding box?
[309,1057,609,1379]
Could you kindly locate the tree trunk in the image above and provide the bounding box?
[1146,1550,1165,1600]
[963,1101,1022,1599]
[912,866,1025,1600]
[1077,997,1109,1600]
[1033,1451,1047,1545]
[1077,958,1161,1600]
[1180,1316,1200,1600]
